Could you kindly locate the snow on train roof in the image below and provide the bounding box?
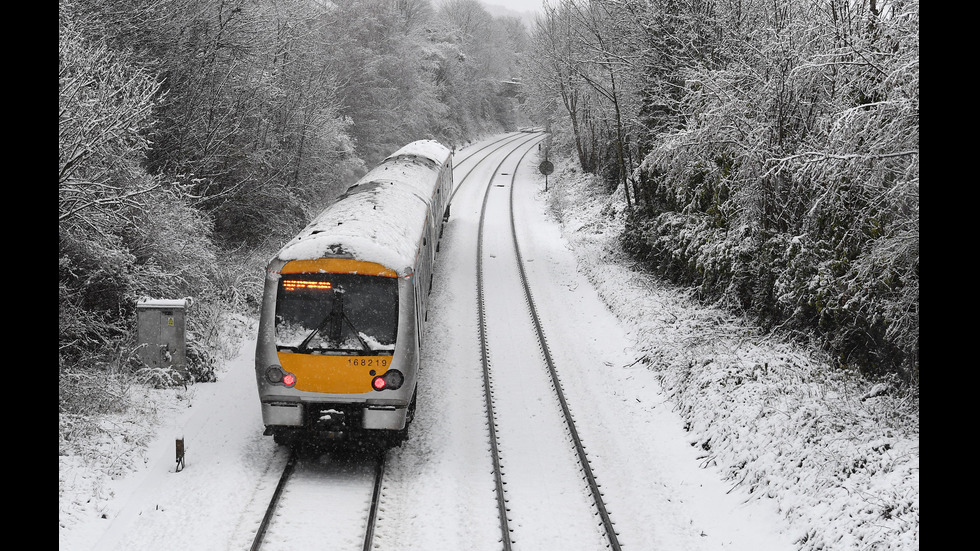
[386,139,451,164]
[273,140,450,276]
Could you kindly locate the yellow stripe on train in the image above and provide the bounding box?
[280,258,398,277]
[278,352,394,393]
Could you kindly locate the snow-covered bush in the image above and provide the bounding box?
[608,0,918,382]
[545,158,918,550]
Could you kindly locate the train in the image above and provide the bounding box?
[254,140,453,448]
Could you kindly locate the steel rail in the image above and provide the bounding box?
[451,132,527,167]
[249,449,387,551]
[451,128,544,169]
[469,133,623,550]
[249,450,297,551]
[362,450,388,551]
[474,143,536,551]
[449,132,546,205]
[505,152,623,551]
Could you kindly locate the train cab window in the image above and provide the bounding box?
[274,273,398,355]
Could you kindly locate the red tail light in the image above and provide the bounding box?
[266,366,296,387]
[372,369,404,391]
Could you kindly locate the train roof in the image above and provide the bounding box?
[385,139,452,165]
[273,140,451,277]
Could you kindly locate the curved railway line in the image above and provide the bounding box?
[242,132,539,551]
[471,136,622,550]
[245,131,622,550]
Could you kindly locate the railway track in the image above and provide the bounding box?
[451,131,545,201]
[470,137,623,550]
[242,134,547,551]
[248,448,387,551]
[246,132,620,551]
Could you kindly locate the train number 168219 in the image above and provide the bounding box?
[347,357,391,368]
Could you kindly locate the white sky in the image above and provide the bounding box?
[480,0,545,15]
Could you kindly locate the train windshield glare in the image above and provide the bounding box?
[274,273,398,354]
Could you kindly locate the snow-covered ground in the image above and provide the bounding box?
[538,160,919,551]
[58,137,918,551]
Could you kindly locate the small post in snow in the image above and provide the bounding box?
[175,435,185,472]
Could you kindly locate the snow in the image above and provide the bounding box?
[276,140,451,276]
[276,182,427,275]
[136,298,189,309]
[387,139,452,164]
[59,134,918,551]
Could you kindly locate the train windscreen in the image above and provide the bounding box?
[274,273,398,354]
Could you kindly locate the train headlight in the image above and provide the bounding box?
[266,366,296,387]
[372,369,404,391]
[266,366,283,383]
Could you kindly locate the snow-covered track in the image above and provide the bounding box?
[472,137,622,550]
[502,150,623,551]
[441,132,547,551]
[249,451,297,550]
[450,131,547,205]
[249,448,387,551]
[451,131,542,172]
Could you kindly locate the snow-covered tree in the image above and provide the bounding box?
[528,0,919,382]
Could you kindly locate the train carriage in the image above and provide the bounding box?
[255,140,453,448]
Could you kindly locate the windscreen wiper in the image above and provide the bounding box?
[340,312,372,352]
[296,313,336,352]
[297,292,345,352]
[295,292,371,352]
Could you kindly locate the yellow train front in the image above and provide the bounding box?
[255,140,452,448]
